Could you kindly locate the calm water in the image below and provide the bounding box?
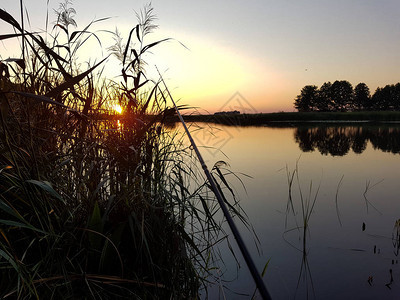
[179,123,400,299]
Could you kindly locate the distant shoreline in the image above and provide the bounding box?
[178,111,400,126]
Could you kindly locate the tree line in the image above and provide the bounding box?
[294,80,400,112]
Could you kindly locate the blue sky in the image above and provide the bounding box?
[1,0,400,112]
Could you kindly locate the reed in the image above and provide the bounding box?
[0,2,248,298]
[284,160,320,299]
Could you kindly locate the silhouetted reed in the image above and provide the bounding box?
[284,161,319,299]
[0,2,248,298]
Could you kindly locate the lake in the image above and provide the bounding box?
[178,123,400,299]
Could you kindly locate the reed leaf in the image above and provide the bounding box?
[45,56,108,98]
[0,219,47,234]
[26,180,64,202]
[0,248,19,272]
[0,33,25,41]
[12,92,69,108]
[0,9,22,31]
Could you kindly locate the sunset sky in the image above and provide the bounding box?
[1,0,400,113]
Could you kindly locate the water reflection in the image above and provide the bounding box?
[174,123,400,299]
[294,126,400,156]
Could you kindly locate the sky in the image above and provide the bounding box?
[1,0,400,113]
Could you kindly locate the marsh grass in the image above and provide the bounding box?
[363,179,384,215]
[0,2,249,298]
[284,161,320,299]
[335,175,344,227]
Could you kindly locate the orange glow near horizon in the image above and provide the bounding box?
[147,31,298,114]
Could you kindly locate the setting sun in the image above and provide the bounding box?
[113,104,123,114]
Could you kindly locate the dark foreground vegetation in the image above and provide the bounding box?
[181,111,400,126]
[0,3,247,298]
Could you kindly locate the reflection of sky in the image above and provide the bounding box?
[179,124,400,299]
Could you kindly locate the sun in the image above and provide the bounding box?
[113,104,123,114]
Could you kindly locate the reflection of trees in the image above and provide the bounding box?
[294,126,400,156]
[315,127,351,156]
[294,127,317,152]
[351,127,368,154]
[369,128,400,154]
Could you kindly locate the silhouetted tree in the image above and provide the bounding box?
[316,82,333,111]
[330,80,353,111]
[294,85,319,112]
[295,81,400,112]
[353,83,371,110]
[372,85,394,110]
[371,87,382,110]
[394,83,400,110]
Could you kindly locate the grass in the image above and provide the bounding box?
[284,160,320,299]
[0,2,250,298]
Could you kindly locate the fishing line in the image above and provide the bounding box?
[156,67,272,300]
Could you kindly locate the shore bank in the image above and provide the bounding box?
[178,111,400,126]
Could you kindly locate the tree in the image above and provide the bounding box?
[330,80,353,111]
[372,85,396,110]
[295,81,400,112]
[372,87,384,110]
[393,83,400,110]
[353,83,370,110]
[294,85,319,112]
[317,81,333,111]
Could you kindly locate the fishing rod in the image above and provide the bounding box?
[156,67,272,300]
